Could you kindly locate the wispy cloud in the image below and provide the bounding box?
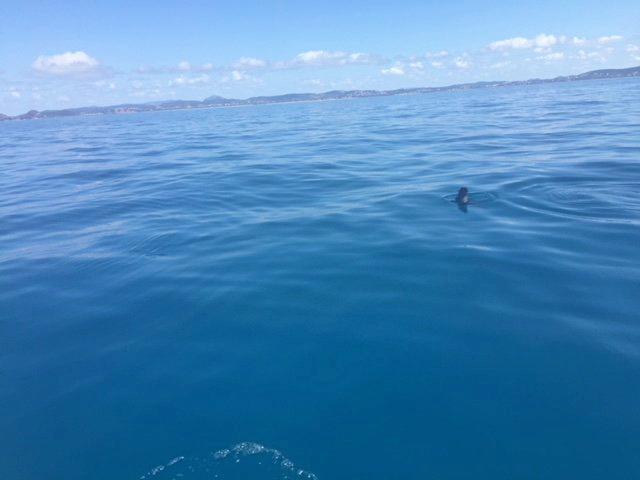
[537,52,564,61]
[598,35,623,44]
[136,51,381,76]
[575,50,605,61]
[489,33,625,51]
[489,37,531,50]
[381,65,405,75]
[137,61,214,74]
[425,50,449,58]
[221,70,261,84]
[489,34,560,50]
[233,57,267,69]
[286,50,381,68]
[168,74,211,86]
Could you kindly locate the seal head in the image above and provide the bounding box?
[456,187,469,205]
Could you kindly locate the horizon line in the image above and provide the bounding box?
[2,64,639,121]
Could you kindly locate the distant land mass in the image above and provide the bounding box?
[2,65,639,122]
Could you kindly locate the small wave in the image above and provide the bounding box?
[139,442,318,480]
[554,99,608,107]
[65,145,107,153]
[128,232,179,257]
[467,101,507,109]
[504,180,640,224]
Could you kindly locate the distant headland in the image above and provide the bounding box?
[2,65,639,122]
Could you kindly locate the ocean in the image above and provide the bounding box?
[1,77,639,480]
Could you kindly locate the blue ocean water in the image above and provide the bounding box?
[1,78,640,480]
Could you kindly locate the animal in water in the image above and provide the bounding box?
[455,187,470,205]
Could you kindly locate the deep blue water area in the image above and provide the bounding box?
[1,78,640,479]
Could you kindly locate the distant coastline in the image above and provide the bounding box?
[2,65,639,122]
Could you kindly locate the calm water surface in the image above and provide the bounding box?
[1,78,640,480]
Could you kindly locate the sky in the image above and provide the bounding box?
[1,0,639,115]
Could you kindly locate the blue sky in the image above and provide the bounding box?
[1,0,639,115]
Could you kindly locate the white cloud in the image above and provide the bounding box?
[598,35,623,44]
[137,51,378,76]
[538,52,564,61]
[489,33,558,50]
[576,50,604,61]
[572,37,587,45]
[535,34,557,48]
[426,50,449,58]
[169,74,211,86]
[295,51,328,63]
[454,57,470,68]
[577,50,592,60]
[344,53,373,64]
[220,70,260,84]
[10,88,21,98]
[409,61,424,69]
[287,50,379,67]
[490,61,510,69]
[381,65,405,75]
[626,44,639,53]
[234,57,267,69]
[137,62,213,74]
[489,37,532,50]
[32,51,100,75]
[431,61,444,68]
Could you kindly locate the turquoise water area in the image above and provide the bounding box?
[1,78,639,479]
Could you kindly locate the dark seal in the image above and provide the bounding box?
[455,187,470,213]
[456,187,469,205]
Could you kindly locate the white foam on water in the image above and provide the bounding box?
[139,442,317,480]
